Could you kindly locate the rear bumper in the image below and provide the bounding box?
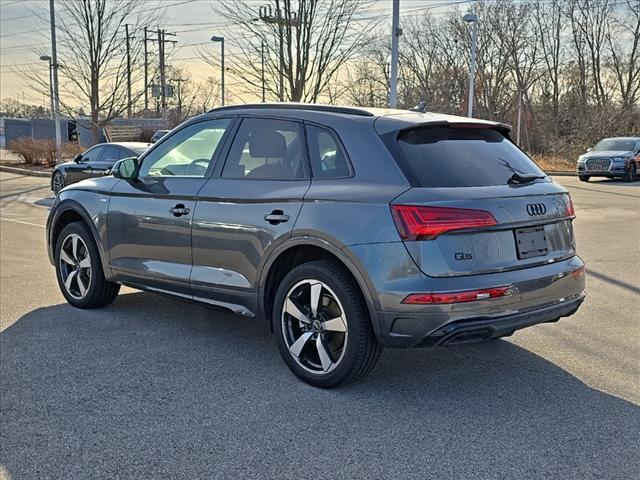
[416,292,584,347]
[377,292,585,347]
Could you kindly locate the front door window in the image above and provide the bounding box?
[138,119,232,177]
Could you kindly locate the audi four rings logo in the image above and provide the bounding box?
[526,203,547,216]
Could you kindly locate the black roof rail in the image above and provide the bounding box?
[207,103,375,117]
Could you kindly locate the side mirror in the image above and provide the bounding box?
[112,157,139,180]
[73,153,83,163]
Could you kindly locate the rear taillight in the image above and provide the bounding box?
[566,197,575,217]
[391,205,497,241]
[572,266,585,280]
[402,286,511,305]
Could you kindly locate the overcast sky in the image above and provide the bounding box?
[0,0,471,106]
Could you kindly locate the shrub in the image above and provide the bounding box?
[7,137,84,167]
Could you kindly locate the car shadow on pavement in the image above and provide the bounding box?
[1,292,639,479]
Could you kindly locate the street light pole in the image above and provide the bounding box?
[48,0,62,162]
[261,39,265,103]
[211,36,225,106]
[39,55,54,120]
[389,0,400,108]
[463,13,479,118]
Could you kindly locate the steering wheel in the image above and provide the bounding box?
[187,158,210,176]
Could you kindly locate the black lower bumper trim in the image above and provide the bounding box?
[418,294,585,347]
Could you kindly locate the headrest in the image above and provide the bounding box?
[249,128,286,158]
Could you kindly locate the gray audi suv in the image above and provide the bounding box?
[576,137,640,182]
[46,104,585,387]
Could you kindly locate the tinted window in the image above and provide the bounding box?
[392,126,546,188]
[139,119,230,177]
[81,146,103,163]
[222,118,305,180]
[593,139,636,152]
[307,125,351,178]
[100,146,121,163]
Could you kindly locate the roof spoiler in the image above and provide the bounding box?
[397,120,512,136]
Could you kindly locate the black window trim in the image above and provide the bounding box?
[136,116,237,179]
[303,120,354,180]
[217,115,311,182]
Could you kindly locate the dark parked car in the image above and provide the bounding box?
[150,129,171,143]
[46,104,585,387]
[576,137,640,182]
[51,142,150,193]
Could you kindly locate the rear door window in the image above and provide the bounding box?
[390,126,546,188]
[100,146,121,164]
[221,118,306,180]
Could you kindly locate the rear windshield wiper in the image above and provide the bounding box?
[508,172,546,184]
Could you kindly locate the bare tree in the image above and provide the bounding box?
[202,0,372,103]
[606,0,640,111]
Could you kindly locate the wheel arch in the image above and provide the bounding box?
[49,200,111,277]
[258,235,381,336]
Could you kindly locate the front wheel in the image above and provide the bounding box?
[272,260,382,388]
[52,172,65,193]
[55,222,120,308]
[578,175,590,182]
[623,163,637,182]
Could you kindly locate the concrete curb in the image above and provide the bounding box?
[0,165,52,178]
[546,171,577,177]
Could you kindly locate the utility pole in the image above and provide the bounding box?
[258,5,301,102]
[155,28,176,121]
[261,40,265,102]
[143,27,149,111]
[389,0,400,108]
[125,24,133,117]
[49,0,61,163]
[516,87,523,145]
[158,29,165,119]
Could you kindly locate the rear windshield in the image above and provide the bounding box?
[389,126,546,188]
[593,139,636,152]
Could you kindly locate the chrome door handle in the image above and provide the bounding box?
[169,204,190,217]
[264,210,290,225]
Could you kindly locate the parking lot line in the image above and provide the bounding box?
[0,217,45,228]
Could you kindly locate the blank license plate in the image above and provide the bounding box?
[515,226,548,259]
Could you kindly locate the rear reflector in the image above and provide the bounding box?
[402,286,511,305]
[391,205,497,240]
[572,266,585,280]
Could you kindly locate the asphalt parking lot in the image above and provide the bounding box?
[0,170,638,479]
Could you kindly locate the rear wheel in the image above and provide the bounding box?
[52,172,65,193]
[624,163,636,182]
[272,260,382,388]
[578,175,590,182]
[55,222,120,308]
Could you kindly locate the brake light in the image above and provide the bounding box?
[402,286,511,305]
[566,197,575,217]
[391,205,497,240]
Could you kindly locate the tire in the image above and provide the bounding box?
[52,172,65,194]
[578,175,590,182]
[54,221,120,309]
[272,260,382,388]
[623,163,636,182]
